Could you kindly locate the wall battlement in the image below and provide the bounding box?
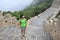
[44,16,60,40]
[0,12,18,27]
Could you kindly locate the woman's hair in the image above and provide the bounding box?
[20,15,25,18]
[22,16,25,18]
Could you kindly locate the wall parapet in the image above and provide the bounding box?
[0,12,18,27]
[44,16,60,40]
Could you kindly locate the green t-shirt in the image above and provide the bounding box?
[18,18,27,28]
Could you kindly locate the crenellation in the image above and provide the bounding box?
[11,16,18,26]
[0,12,18,27]
[44,17,60,40]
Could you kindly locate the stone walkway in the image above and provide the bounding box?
[0,7,59,40]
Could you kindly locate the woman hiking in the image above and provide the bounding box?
[18,16,27,39]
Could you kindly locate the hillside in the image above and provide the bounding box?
[3,0,53,20]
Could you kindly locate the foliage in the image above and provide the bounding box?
[3,0,53,20]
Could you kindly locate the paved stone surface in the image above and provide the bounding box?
[29,7,59,40]
[0,7,59,40]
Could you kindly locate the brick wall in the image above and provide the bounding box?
[0,12,18,27]
[44,16,60,40]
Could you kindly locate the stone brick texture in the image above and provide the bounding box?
[0,12,18,27]
[44,16,60,40]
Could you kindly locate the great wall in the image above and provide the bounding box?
[0,0,60,40]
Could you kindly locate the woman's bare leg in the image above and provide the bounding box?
[21,30,23,35]
[23,28,26,37]
[21,30,24,39]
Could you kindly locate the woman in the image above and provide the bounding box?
[18,16,27,38]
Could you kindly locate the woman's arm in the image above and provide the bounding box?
[17,20,21,29]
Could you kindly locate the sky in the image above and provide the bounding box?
[0,0,33,12]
